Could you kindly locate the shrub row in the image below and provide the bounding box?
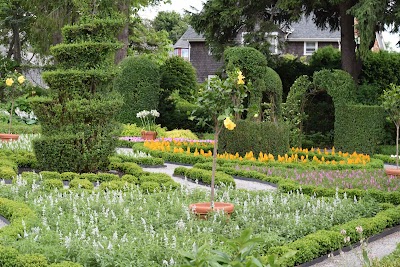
[264,205,400,266]
[173,167,235,187]
[373,154,398,165]
[112,154,165,166]
[193,162,400,205]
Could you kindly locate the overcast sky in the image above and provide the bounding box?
[140,0,400,51]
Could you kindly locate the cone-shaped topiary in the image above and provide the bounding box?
[31,18,123,173]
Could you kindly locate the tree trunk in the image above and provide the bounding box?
[339,0,361,82]
[396,125,399,169]
[12,24,22,64]
[115,0,130,65]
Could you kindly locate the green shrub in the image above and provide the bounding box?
[15,253,48,267]
[335,105,385,154]
[21,171,40,180]
[60,172,80,181]
[0,166,17,180]
[39,171,61,180]
[139,173,172,184]
[219,120,289,156]
[110,162,144,177]
[69,178,94,190]
[0,245,19,267]
[99,180,128,191]
[174,167,235,187]
[96,173,119,182]
[42,179,64,191]
[49,261,83,267]
[32,17,123,173]
[121,174,138,184]
[141,181,160,193]
[161,181,180,190]
[308,45,341,71]
[164,129,198,140]
[79,173,98,182]
[114,55,160,124]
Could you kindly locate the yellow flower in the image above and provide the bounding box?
[224,117,236,130]
[237,71,245,85]
[17,75,25,84]
[5,78,14,87]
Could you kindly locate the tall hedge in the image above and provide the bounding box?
[218,120,289,156]
[334,105,385,154]
[31,18,123,173]
[114,56,160,124]
[224,47,283,121]
[158,56,199,130]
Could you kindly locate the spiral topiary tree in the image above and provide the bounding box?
[31,17,124,173]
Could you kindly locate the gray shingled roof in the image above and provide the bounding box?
[174,15,340,48]
[286,16,340,40]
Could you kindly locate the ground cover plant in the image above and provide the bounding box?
[0,178,382,266]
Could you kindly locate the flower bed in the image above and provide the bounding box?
[0,179,383,266]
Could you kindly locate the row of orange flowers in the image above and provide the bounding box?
[143,140,370,165]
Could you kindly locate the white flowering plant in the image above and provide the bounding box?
[136,109,160,132]
[14,107,38,125]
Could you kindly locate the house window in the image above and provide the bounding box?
[241,31,279,54]
[181,49,189,61]
[266,32,279,54]
[304,42,318,55]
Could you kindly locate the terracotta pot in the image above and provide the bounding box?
[189,202,234,219]
[385,168,400,177]
[141,131,157,140]
[0,133,19,142]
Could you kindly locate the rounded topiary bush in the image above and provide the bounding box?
[99,180,128,191]
[114,55,160,124]
[60,172,80,181]
[0,166,17,180]
[121,174,138,184]
[141,181,160,193]
[39,171,61,180]
[42,179,64,191]
[69,178,94,190]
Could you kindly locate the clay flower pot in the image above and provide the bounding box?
[141,131,157,140]
[0,133,19,142]
[189,202,234,219]
[385,168,400,177]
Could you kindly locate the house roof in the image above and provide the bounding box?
[286,16,340,41]
[174,15,341,49]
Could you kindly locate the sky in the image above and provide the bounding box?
[140,0,400,51]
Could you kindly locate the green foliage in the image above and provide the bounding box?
[121,174,138,184]
[109,162,145,177]
[273,55,312,99]
[152,11,189,44]
[0,245,19,267]
[164,129,198,140]
[114,56,160,124]
[42,179,64,191]
[39,171,61,180]
[140,181,160,193]
[79,173,98,182]
[0,166,17,179]
[219,120,289,156]
[308,46,341,71]
[32,18,123,173]
[60,172,80,181]
[160,56,197,101]
[173,166,235,187]
[15,254,48,267]
[69,178,94,190]
[139,173,173,184]
[224,47,283,121]
[335,105,385,154]
[49,262,83,267]
[99,180,129,191]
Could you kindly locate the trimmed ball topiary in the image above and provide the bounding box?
[42,179,64,191]
[69,178,94,190]
[140,181,160,193]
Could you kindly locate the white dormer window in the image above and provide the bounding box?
[304,41,318,55]
[241,31,279,54]
[266,32,279,54]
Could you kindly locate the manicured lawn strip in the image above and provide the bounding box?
[193,162,400,205]
[265,205,400,266]
[173,166,236,187]
[0,182,381,266]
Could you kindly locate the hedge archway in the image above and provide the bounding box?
[284,69,356,147]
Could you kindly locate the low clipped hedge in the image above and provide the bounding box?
[373,154,398,165]
[174,167,235,187]
[193,162,400,205]
[113,154,165,166]
[264,205,400,266]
